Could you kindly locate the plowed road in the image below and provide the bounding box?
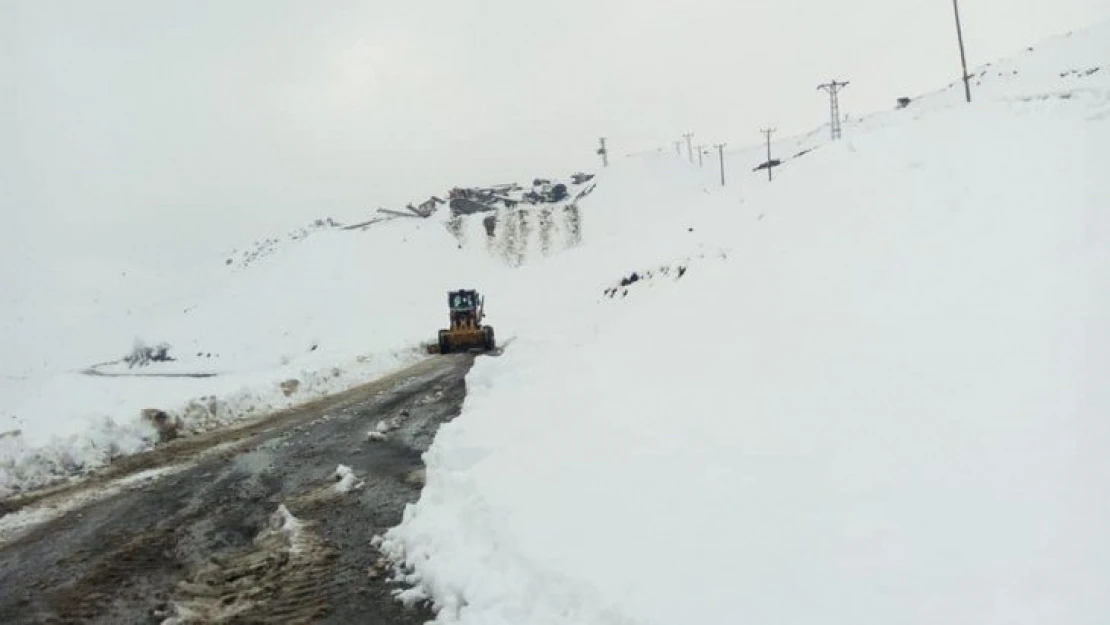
[0,354,474,624]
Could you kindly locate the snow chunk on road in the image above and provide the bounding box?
[333,464,365,493]
[264,504,309,554]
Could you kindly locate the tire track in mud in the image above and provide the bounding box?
[0,354,474,624]
[163,505,338,624]
[47,527,182,623]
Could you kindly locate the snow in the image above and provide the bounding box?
[3,15,1108,624]
[333,464,365,493]
[378,24,1110,625]
[253,504,310,556]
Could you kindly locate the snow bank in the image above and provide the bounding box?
[0,346,425,498]
[380,26,1110,625]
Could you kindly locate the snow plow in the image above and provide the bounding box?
[427,289,496,354]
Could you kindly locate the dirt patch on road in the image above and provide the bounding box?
[45,525,182,623]
[162,505,338,624]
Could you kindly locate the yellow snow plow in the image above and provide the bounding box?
[427,289,495,354]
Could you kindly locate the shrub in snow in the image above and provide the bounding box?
[124,340,174,368]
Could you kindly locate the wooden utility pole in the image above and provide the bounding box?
[696,145,705,167]
[714,143,727,186]
[674,141,682,156]
[682,132,695,163]
[596,137,609,167]
[817,80,849,140]
[952,0,972,103]
[761,127,776,181]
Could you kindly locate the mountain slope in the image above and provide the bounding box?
[378,23,1110,624]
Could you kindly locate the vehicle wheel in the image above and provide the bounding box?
[438,330,451,354]
[482,326,495,350]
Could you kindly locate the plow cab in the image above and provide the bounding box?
[428,289,496,354]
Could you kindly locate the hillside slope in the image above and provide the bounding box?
[379,24,1110,624]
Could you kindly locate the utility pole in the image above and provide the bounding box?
[714,143,727,186]
[952,0,972,103]
[696,145,705,167]
[682,132,695,163]
[760,127,776,181]
[596,137,609,167]
[817,79,849,140]
[674,141,682,156]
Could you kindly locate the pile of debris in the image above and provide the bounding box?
[376,196,446,220]
[447,173,595,217]
[345,171,597,228]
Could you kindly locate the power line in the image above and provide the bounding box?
[714,143,727,186]
[952,0,972,103]
[816,79,849,140]
[760,127,776,181]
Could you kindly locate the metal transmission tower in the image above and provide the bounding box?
[952,0,972,102]
[682,132,695,163]
[714,143,727,186]
[597,137,609,167]
[817,79,849,140]
[760,127,776,181]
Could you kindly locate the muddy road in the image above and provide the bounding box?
[0,354,475,624]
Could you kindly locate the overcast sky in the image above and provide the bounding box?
[3,0,1108,268]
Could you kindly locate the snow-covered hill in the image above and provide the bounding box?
[727,24,1109,183]
[374,23,1110,625]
